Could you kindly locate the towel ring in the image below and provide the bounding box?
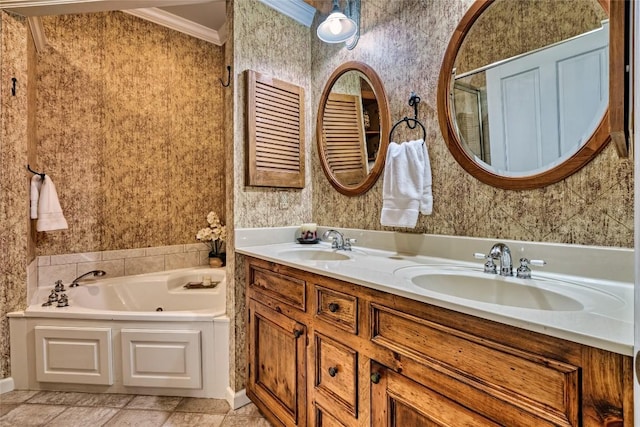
[27,164,45,180]
[389,117,426,143]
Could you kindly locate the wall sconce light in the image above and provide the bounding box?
[316,0,360,50]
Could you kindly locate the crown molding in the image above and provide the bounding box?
[27,16,49,52]
[124,7,225,45]
[0,0,211,16]
[258,0,316,27]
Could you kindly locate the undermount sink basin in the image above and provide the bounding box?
[277,248,351,261]
[394,267,624,312]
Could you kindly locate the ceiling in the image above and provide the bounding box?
[0,0,330,46]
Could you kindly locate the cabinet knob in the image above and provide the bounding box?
[328,302,339,313]
[370,372,381,384]
[293,329,303,339]
[328,367,338,377]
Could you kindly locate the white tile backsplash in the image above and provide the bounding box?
[145,245,184,256]
[50,252,102,265]
[101,248,146,261]
[38,264,78,288]
[165,251,200,270]
[125,255,166,275]
[77,259,126,279]
[36,244,209,287]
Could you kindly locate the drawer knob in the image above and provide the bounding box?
[328,302,339,313]
[293,329,303,339]
[370,372,381,384]
[328,367,338,377]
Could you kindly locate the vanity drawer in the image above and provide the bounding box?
[315,285,358,334]
[314,332,358,418]
[249,265,306,311]
[370,303,580,426]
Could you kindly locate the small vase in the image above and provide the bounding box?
[208,252,226,268]
[209,257,223,268]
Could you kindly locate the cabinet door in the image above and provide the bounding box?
[248,299,306,426]
[370,362,499,427]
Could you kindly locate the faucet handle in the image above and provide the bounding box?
[54,280,65,292]
[474,253,497,274]
[516,258,546,279]
[517,258,532,279]
[344,238,357,250]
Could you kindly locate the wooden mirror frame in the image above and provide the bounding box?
[317,61,391,196]
[437,0,611,191]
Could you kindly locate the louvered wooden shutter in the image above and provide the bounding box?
[246,70,305,188]
[321,93,367,186]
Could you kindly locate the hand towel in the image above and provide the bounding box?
[35,175,68,231]
[30,175,41,219]
[380,139,432,228]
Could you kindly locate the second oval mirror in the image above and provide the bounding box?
[317,62,391,196]
[438,0,610,190]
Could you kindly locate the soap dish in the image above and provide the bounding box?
[297,238,320,244]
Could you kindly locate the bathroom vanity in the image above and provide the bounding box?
[238,230,633,427]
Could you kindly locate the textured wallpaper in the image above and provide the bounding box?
[230,0,313,391]
[310,0,633,248]
[35,12,226,255]
[0,11,30,379]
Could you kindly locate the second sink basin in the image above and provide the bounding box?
[277,248,351,261]
[394,267,624,312]
[410,271,583,310]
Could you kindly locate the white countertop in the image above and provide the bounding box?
[236,227,634,356]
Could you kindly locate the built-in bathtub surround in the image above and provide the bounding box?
[36,243,212,289]
[310,0,633,248]
[9,268,232,403]
[35,11,225,255]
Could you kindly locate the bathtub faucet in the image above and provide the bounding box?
[70,270,106,287]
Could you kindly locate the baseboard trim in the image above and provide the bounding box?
[226,386,251,409]
[0,377,15,394]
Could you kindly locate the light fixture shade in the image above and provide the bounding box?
[316,11,357,43]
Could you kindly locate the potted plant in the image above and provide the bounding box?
[196,211,227,268]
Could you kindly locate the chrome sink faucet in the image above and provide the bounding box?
[322,229,355,251]
[70,270,106,287]
[489,243,513,277]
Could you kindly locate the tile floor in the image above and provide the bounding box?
[0,390,273,426]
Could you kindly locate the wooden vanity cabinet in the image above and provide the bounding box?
[245,257,633,427]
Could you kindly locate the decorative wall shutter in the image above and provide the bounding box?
[246,70,305,188]
[321,93,367,186]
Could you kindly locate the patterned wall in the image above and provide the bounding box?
[0,11,29,379]
[230,0,313,390]
[35,12,226,255]
[310,0,633,248]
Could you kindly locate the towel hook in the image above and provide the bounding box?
[219,65,231,87]
[408,92,421,128]
[27,164,45,180]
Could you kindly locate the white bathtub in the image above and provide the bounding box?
[8,267,233,403]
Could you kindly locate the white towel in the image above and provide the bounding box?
[30,175,41,219]
[380,139,432,228]
[30,174,68,231]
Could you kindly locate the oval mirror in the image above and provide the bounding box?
[317,62,391,196]
[437,0,610,190]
